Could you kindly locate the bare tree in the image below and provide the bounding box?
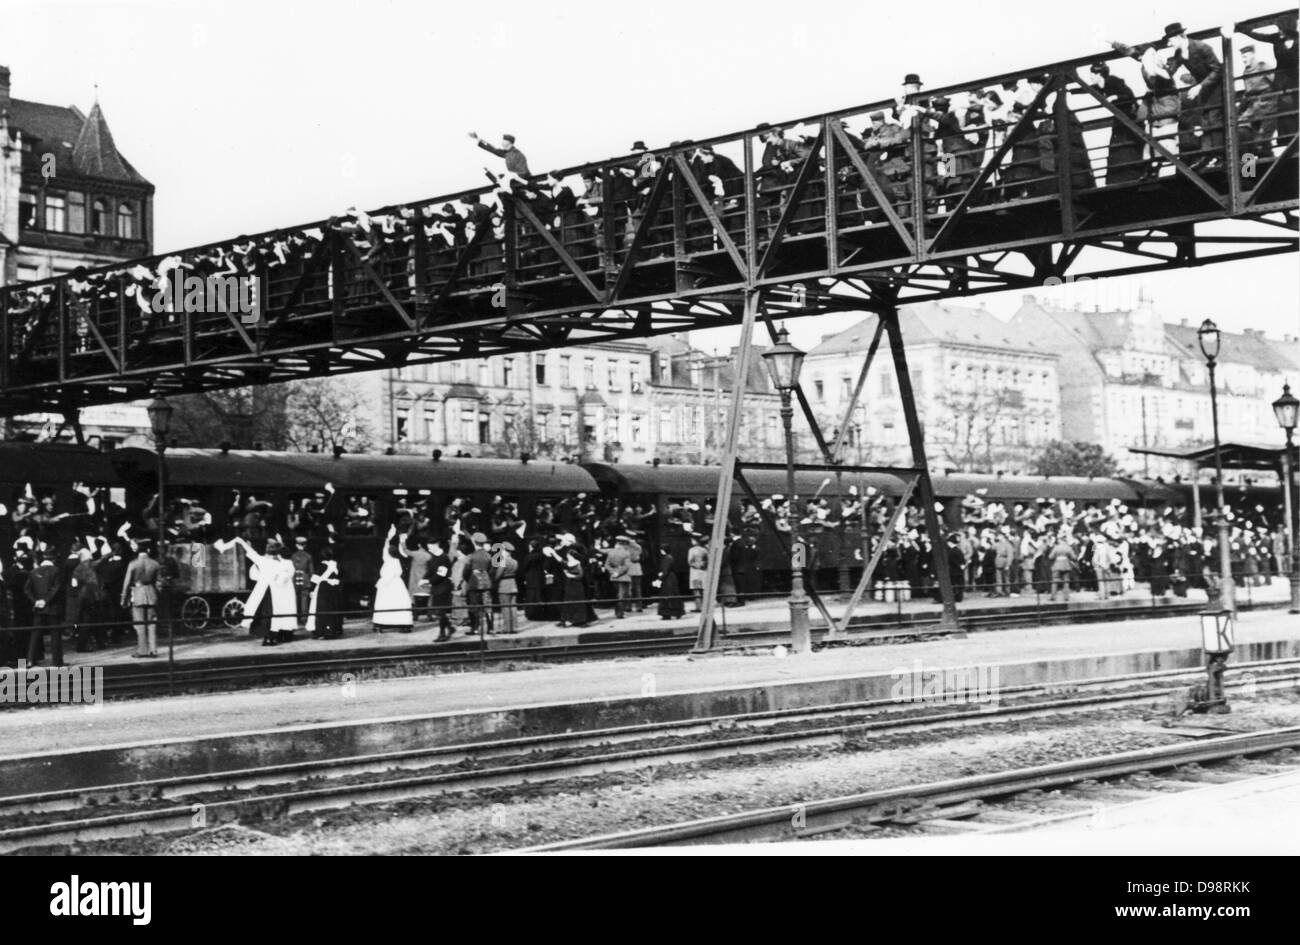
[170,386,292,449]
[282,378,375,453]
[933,387,1017,472]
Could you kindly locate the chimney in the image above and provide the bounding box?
[0,65,10,111]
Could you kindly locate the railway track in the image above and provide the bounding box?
[522,726,1300,850]
[2,657,1296,853]
[82,597,1268,700]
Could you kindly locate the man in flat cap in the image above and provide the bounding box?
[469,131,532,177]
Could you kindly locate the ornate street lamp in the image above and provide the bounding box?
[762,326,811,654]
[1197,319,1235,614]
[147,395,175,691]
[1272,382,1300,613]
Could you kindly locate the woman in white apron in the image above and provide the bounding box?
[373,525,413,632]
[307,546,343,639]
[230,537,298,646]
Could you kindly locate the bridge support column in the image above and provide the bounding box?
[881,305,959,630]
[693,289,761,652]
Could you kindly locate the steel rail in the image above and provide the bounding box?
[521,724,1300,850]
[3,662,1296,852]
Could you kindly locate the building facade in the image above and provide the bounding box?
[1010,292,1300,477]
[355,340,657,462]
[1,64,155,447]
[805,301,1062,472]
[644,335,785,464]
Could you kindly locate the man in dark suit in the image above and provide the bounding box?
[426,540,454,641]
[1165,22,1224,166]
[468,132,531,177]
[24,549,64,666]
[94,539,130,642]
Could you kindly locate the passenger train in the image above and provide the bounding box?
[0,442,1280,629]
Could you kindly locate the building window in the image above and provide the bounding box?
[560,411,574,444]
[67,192,86,233]
[629,365,642,393]
[502,357,514,388]
[424,404,439,442]
[44,194,67,232]
[560,355,572,388]
[584,357,596,390]
[19,190,37,230]
[116,202,136,239]
[479,411,491,443]
[460,407,478,443]
[631,413,643,442]
[92,199,109,235]
[608,362,620,391]
[395,406,410,443]
[841,376,852,400]
[659,355,671,384]
[658,408,675,443]
[814,378,824,401]
[478,362,491,387]
[535,356,547,385]
[881,373,894,396]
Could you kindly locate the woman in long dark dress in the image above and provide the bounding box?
[559,553,589,628]
[308,546,344,639]
[656,547,684,619]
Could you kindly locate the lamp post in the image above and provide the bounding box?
[1197,319,1235,614]
[146,395,174,691]
[1272,382,1300,613]
[762,326,810,654]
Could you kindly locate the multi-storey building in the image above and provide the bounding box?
[644,335,785,464]
[1,65,155,446]
[354,340,657,462]
[805,301,1062,472]
[1010,291,1300,476]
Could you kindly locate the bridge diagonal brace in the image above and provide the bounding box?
[345,240,416,329]
[830,122,916,253]
[927,76,1060,254]
[76,304,122,373]
[673,154,748,276]
[1078,82,1225,208]
[270,238,329,325]
[829,316,885,460]
[512,198,603,301]
[1244,135,1299,207]
[220,303,259,354]
[610,164,672,302]
[756,128,826,276]
[834,474,918,635]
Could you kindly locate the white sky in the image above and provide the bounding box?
[5,0,1298,356]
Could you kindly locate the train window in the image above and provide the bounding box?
[443,495,484,540]
[287,492,333,538]
[345,496,377,536]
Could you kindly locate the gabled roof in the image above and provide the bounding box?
[1165,322,1299,373]
[809,300,1056,358]
[7,97,148,184]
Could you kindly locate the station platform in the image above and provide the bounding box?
[1,601,1298,792]
[34,579,1296,670]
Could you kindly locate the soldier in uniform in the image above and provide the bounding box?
[121,542,160,659]
[290,536,314,630]
[625,534,645,612]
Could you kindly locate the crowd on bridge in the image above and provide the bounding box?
[0,472,1289,666]
[4,15,1295,358]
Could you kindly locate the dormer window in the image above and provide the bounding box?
[44,194,66,231]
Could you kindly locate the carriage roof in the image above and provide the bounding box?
[111,448,600,493]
